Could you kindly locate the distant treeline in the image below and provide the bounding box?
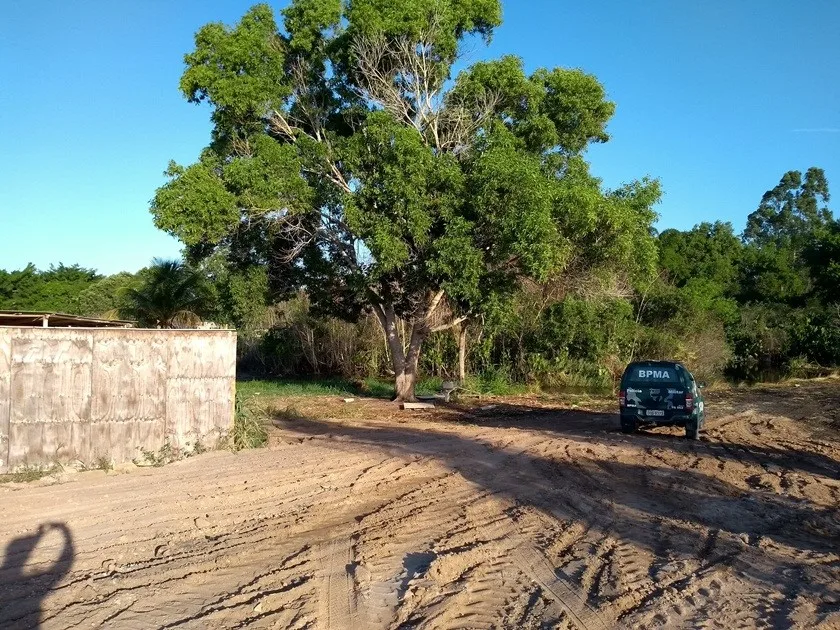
[2,167,837,387]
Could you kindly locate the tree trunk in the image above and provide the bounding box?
[394,320,426,402]
[394,368,418,402]
[371,290,451,402]
[458,324,467,383]
[374,304,422,402]
[372,303,431,402]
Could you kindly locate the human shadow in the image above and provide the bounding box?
[0,523,74,630]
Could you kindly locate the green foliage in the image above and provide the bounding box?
[153,1,660,399]
[200,252,270,330]
[344,0,501,63]
[138,440,182,467]
[744,167,831,249]
[72,272,141,318]
[659,222,742,293]
[538,297,634,363]
[122,259,213,328]
[805,219,840,304]
[181,4,289,138]
[726,305,795,381]
[0,263,101,313]
[230,393,269,450]
[738,243,810,305]
[788,307,840,367]
[151,158,239,246]
[0,464,61,484]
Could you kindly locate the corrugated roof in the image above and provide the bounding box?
[0,311,136,328]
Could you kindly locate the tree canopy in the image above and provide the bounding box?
[744,167,831,249]
[658,222,742,294]
[152,0,661,399]
[0,263,102,313]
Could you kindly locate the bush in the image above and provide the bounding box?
[229,394,269,451]
[789,307,840,366]
[726,305,793,381]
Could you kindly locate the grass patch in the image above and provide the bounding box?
[134,436,216,467]
[0,463,62,484]
[137,440,182,467]
[238,378,357,398]
[237,375,539,403]
[79,456,114,472]
[237,376,419,400]
[227,393,269,451]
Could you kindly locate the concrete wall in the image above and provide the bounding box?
[0,328,236,472]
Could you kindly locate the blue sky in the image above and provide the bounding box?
[1,0,838,275]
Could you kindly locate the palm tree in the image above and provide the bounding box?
[123,259,212,328]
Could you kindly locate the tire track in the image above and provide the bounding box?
[1,385,839,628]
[512,543,614,630]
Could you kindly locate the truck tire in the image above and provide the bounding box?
[685,419,700,440]
[621,418,637,434]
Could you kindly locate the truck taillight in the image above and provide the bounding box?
[619,390,626,407]
[686,393,694,410]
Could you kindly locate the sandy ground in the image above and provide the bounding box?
[0,382,839,629]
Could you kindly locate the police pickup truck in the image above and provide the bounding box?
[618,360,706,439]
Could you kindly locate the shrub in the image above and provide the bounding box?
[230,394,269,451]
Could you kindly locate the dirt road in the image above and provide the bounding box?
[1,383,838,629]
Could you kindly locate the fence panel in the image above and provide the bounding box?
[0,328,236,473]
[0,329,11,471]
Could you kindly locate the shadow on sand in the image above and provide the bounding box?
[276,402,840,623]
[0,523,74,630]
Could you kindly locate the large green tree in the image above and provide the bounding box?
[659,221,742,295]
[805,219,840,304]
[152,1,660,400]
[744,167,831,249]
[741,168,832,305]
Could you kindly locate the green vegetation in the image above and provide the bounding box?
[150,0,660,401]
[135,436,215,466]
[121,258,213,328]
[0,464,62,484]
[238,375,529,400]
[657,168,837,382]
[137,440,183,467]
[1,4,836,394]
[0,264,103,314]
[229,394,269,450]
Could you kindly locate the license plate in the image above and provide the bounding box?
[646,409,665,417]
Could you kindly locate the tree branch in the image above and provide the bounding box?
[430,316,468,333]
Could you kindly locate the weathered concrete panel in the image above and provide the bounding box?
[0,328,235,471]
[10,330,93,427]
[168,331,237,379]
[166,376,234,447]
[91,332,166,422]
[0,329,10,472]
[7,423,44,466]
[11,329,94,364]
[11,361,93,426]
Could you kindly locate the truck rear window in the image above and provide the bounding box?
[626,366,681,385]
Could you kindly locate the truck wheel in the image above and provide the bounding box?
[685,419,700,440]
[621,419,637,434]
